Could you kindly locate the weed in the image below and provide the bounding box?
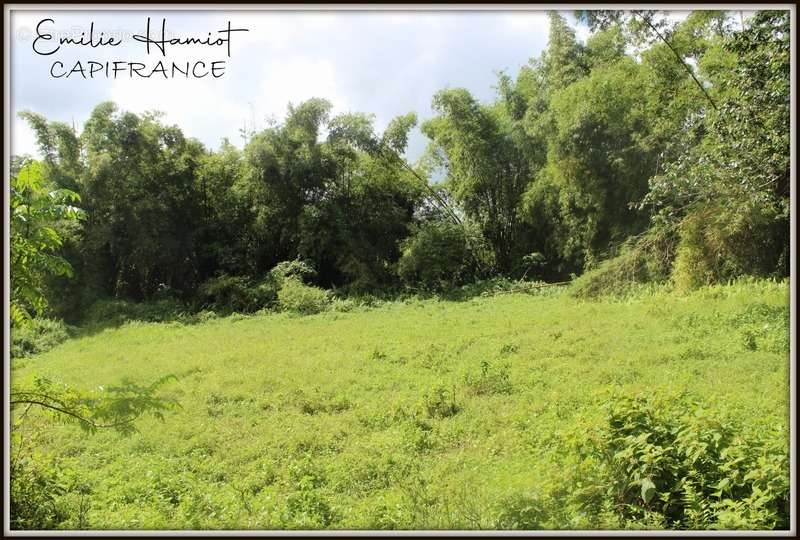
[9,280,789,530]
[418,385,460,419]
[465,360,513,396]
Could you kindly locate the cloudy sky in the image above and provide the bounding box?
[9,8,599,161]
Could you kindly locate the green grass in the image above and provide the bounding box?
[11,279,790,530]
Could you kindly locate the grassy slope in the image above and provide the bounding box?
[11,280,790,529]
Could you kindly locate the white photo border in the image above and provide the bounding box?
[3,3,796,536]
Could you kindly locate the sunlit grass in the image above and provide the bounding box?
[11,279,790,529]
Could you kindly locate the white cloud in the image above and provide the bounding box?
[108,74,250,150]
[258,57,347,122]
[10,9,555,160]
[12,116,38,158]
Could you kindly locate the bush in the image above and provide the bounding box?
[417,384,460,419]
[671,209,738,292]
[270,259,317,284]
[591,394,789,529]
[571,227,677,299]
[10,456,69,529]
[464,360,513,396]
[442,277,566,301]
[277,278,330,315]
[671,205,788,293]
[282,488,335,529]
[295,389,351,415]
[494,493,548,529]
[397,221,478,291]
[11,318,71,358]
[81,298,187,328]
[197,274,278,314]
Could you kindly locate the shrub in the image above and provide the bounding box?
[277,278,330,315]
[417,385,460,419]
[10,456,69,529]
[328,297,359,313]
[11,318,71,358]
[440,277,566,302]
[494,493,548,529]
[197,274,278,314]
[281,458,336,529]
[82,298,187,328]
[397,221,478,291]
[270,259,317,284]
[190,310,219,324]
[295,390,351,415]
[671,205,788,293]
[571,227,677,299]
[671,210,733,292]
[401,417,436,453]
[592,394,789,530]
[464,360,513,396]
[363,498,414,529]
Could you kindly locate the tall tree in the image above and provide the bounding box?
[541,58,655,268]
[542,11,588,93]
[644,10,790,285]
[422,87,540,274]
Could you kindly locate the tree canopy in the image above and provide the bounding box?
[12,10,790,321]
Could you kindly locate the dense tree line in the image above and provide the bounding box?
[11,10,790,323]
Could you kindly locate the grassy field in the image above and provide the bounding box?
[10,279,791,530]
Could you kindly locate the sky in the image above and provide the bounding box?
[9,8,597,162]
[7,9,710,162]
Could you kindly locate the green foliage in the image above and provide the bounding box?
[593,393,789,529]
[442,277,566,301]
[10,374,179,530]
[277,278,331,315]
[417,384,460,419]
[382,112,418,154]
[670,200,786,292]
[542,11,588,92]
[197,274,279,314]
[642,11,790,287]
[585,25,627,68]
[10,159,84,324]
[11,375,179,435]
[10,455,69,530]
[74,103,204,299]
[464,360,513,396]
[270,260,317,284]
[670,210,730,292]
[422,86,539,274]
[240,103,422,290]
[397,221,478,291]
[8,280,789,530]
[494,493,548,529]
[82,298,188,328]
[571,227,677,298]
[7,10,791,531]
[13,11,789,315]
[11,318,72,359]
[295,389,351,416]
[193,140,251,278]
[282,488,336,529]
[543,58,654,267]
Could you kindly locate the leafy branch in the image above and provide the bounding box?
[579,9,718,111]
[10,375,179,436]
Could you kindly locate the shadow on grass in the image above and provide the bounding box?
[64,279,571,339]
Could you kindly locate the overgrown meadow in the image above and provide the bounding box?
[11,279,790,530]
[9,9,792,532]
